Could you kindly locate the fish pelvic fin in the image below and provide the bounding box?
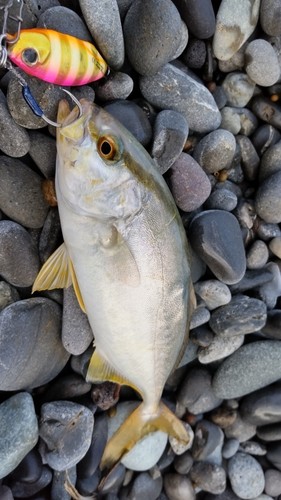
[86,350,139,392]
[100,401,190,471]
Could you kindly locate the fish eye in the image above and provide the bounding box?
[97,135,120,161]
[22,48,39,66]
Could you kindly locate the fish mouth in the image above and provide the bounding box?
[57,98,94,127]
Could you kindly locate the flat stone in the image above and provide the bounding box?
[259,141,281,182]
[51,467,77,500]
[178,367,222,414]
[237,135,260,182]
[257,261,281,309]
[0,393,38,479]
[256,171,281,223]
[174,451,193,475]
[190,306,210,330]
[228,452,265,499]
[251,96,281,130]
[222,439,240,459]
[140,63,221,133]
[257,423,281,441]
[245,39,280,87]
[212,341,281,399]
[77,414,108,478]
[62,286,94,355]
[9,449,42,483]
[252,124,281,156]
[9,466,52,498]
[0,90,30,157]
[239,440,267,456]
[221,106,258,135]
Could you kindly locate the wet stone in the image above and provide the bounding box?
[174,0,215,39]
[104,100,152,146]
[246,240,269,269]
[209,295,267,337]
[94,72,133,101]
[194,280,231,311]
[198,334,244,365]
[124,0,188,75]
[212,341,281,399]
[76,468,101,496]
[260,0,281,36]
[139,63,221,133]
[228,452,265,499]
[152,111,189,175]
[9,466,53,498]
[127,472,163,500]
[163,473,195,500]
[182,39,206,69]
[264,469,281,496]
[259,140,281,182]
[245,39,280,87]
[0,156,49,229]
[190,462,226,494]
[192,420,224,465]
[178,367,222,414]
[62,286,94,355]
[205,188,238,211]
[79,0,124,70]
[168,153,211,212]
[0,393,38,479]
[0,90,30,158]
[240,384,281,426]
[37,6,92,41]
[52,467,77,500]
[193,129,236,174]
[0,221,40,287]
[189,210,246,285]
[0,281,19,311]
[222,72,256,108]
[29,131,56,178]
[39,401,94,471]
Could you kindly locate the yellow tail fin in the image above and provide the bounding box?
[100,401,189,470]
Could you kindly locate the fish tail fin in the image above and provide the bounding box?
[100,401,189,470]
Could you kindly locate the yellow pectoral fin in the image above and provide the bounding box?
[86,350,138,392]
[32,243,72,293]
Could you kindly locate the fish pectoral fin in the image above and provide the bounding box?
[86,350,138,391]
[32,243,72,293]
[106,228,140,287]
[100,401,190,471]
[69,260,86,313]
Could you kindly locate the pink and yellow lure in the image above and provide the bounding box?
[7,28,108,86]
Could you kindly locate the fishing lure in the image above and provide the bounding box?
[7,28,108,86]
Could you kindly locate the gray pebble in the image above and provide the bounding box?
[224,413,256,443]
[237,135,260,182]
[0,393,38,479]
[104,100,152,146]
[0,90,30,157]
[257,261,281,309]
[220,107,258,136]
[193,129,236,174]
[10,466,52,498]
[192,420,224,465]
[177,339,198,368]
[190,306,210,329]
[251,96,281,130]
[209,295,267,337]
[252,124,281,156]
[71,85,96,103]
[52,467,77,500]
[71,347,93,378]
[140,63,221,133]
[128,472,163,500]
[190,462,226,494]
[190,325,214,347]
[62,286,94,355]
[258,423,281,442]
[77,414,108,478]
[189,210,246,285]
[246,240,269,269]
[37,6,92,41]
[222,72,256,107]
[164,473,195,500]
[256,220,281,240]
[39,401,94,470]
[0,281,19,311]
[43,373,92,401]
[0,485,13,499]
[176,0,215,39]
[245,39,280,87]
[0,221,40,287]
[178,367,222,414]
[79,0,124,70]
[0,156,49,228]
[29,131,56,178]
[240,384,281,426]
[182,39,206,69]
[222,438,240,459]
[259,140,281,182]
[124,0,188,75]
[260,0,281,36]
[194,280,231,310]
[228,452,265,499]
[239,440,267,456]
[264,469,281,496]
[198,335,244,365]
[205,188,238,211]
[95,72,133,101]
[213,0,260,61]
[39,208,61,263]
[0,297,69,390]
[229,268,273,294]
[212,341,281,399]
[174,451,193,475]
[152,111,189,174]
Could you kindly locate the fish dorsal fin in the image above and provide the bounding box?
[69,259,86,313]
[103,226,140,287]
[86,349,138,392]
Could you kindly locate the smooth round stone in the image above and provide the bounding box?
[190,463,226,494]
[209,295,267,337]
[251,96,281,130]
[194,280,231,310]
[152,111,189,174]
[257,261,281,309]
[95,72,133,101]
[190,325,214,347]
[262,310,281,339]
[104,100,152,146]
[124,0,187,75]
[252,124,281,156]
[0,281,19,311]
[182,39,206,69]
[139,63,221,133]
[245,39,280,87]
[260,0,281,35]
[246,240,269,269]
[174,451,193,475]
[0,156,49,228]
[220,107,258,135]
[169,153,211,212]
[77,414,108,479]
[228,452,265,499]
[222,438,240,459]
[62,286,94,355]
[259,140,281,182]
[205,189,238,211]
[212,341,281,399]
[224,413,256,443]
[9,466,52,498]
[107,401,168,471]
[0,90,30,157]
[0,393,38,479]
[222,72,256,107]
[0,297,69,390]
[240,384,281,426]
[127,472,163,500]
[164,473,195,500]
[190,306,210,330]
[213,0,260,61]
[258,423,281,441]
[79,0,124,70]
[189,210,246,285]
[174,0,215,39]
[239,440,266,456]
[257,221,281,241]
[193,129,236,174]
[198,335,244,365]
[29,131,56,178]
[39,401,94,471]
[192,420,224,464]
[37,6,92,40]
[264,469,281,496]
[177,367,222,414]
[52,467,77,500]
[0,221,40,287]
[236,135,260,182]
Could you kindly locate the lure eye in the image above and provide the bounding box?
[22,48,39,66]
[97,136,119,161]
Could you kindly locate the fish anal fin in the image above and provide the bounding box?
[32,243,72,293]
[69,260,86,313]
[100,401,190,471]
[86,350,138,391]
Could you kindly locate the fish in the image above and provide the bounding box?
[7,28,108,86]
[32,98,195,470]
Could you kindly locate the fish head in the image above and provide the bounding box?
[7,29,50,77]
[56,99,149,221]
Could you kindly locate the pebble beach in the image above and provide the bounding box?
[1,0,281,498]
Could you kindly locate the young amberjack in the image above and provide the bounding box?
[33,98,194,470]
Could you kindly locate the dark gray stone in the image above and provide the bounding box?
[228,452,265,498]
[39,208,61,263]
[182,39,206,69]
[94,72,134,101]
[37,6,92,41]
[205,188,238,211]
[9,449,42,483]
[140,63,221,133]
[261,0,281,35]
[190,462,226,494]
[259,140,281,182]
[77,414,108,478]
[174,451,193,475]
[62,286,94,355]
[0,297,69,390]
[257,220,281,240]
[51,467,77,500]
[229,269,273,293]
[10,466,52,498]
[251,96,281,130]
[190,306,210,329]
[224,413,256,443]
[0,393,38,479]
[0,281,19,311]
[43,373,92,401]
[239,440,267,456]
[174,0,215,39]
[267,441,281,470]
[252,124,281,156]
[240,384,281,425]
[236,135,260,182]
[192,420,224,464]
[258,423,281,441]
[104,100,152,146]
[128,472,163,500]
[29,131,56,178]
[257,262,281,309]
[178,367,222,414]
[0,90,30,157]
